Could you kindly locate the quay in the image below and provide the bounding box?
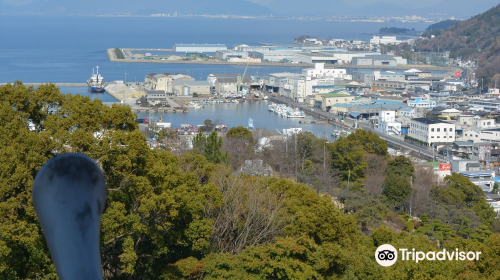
[107,49,457,71]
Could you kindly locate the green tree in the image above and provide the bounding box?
[204,131,229,164]
[385,156,415,180]
[382,175,412,205]
[226,126,254,144]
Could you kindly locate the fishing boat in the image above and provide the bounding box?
[87,66,105,92]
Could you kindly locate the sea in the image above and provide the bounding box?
[0,15,431,135]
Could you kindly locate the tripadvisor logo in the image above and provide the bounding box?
[375,244,482,267]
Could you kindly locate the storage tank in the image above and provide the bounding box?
[182,85,190,96]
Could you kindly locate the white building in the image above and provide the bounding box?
[370,36,401,45]
[376,111,402,135]
[301,63,347,79]
[216,50,248,60]
[174,43,227,53]
[408,118,456,145]
[293,53,339,64]
[469,100,500,111]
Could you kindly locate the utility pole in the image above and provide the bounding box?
[323,131,326,170]
[410,175,413,217]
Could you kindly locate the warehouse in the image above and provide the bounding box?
[216,50,248,60]
[352,55,406,66]
[173,43,227,53]
[173,81,211,96]
[293,53,338,64]
[250,50,297,62]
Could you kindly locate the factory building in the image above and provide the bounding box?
[251,50,298,62]
[207,73,252,94]
[173,43,227,53]
[173,81,211,96]
[302,63,347,79]
[352,55,400,66]
[293,53,338,64]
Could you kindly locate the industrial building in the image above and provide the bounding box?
[352,55,400,66]
[207,73,252,94]
[173,43,227,53]
[250,50,298,62]
[216,50,248,60]
[302,63,347,79]
[315,92,354,112]
[173,81,211,96]
[293,53,338,64]
[408,118,456,145]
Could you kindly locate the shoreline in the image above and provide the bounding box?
[107,49,458,71]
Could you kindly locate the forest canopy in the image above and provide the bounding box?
[1,82,499,279]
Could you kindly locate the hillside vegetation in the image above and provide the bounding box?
[416,4,500,85]
[2,82,500,279]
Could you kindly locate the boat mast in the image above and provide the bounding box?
[96,66,99,83]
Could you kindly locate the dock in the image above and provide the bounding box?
[107,48,458,71]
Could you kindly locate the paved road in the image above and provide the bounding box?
[268,93,446,161]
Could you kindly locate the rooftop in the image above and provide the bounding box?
[174,43,227,47]
[322,93,351,98]
[412,118,449,125]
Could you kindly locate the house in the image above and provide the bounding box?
[399,106,415,118]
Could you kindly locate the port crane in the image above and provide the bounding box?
[237,60,250,94]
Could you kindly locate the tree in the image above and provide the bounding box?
[226,126,254,144]
[204,131,229,165]
[382,175,412,206]
[385,156,415,179]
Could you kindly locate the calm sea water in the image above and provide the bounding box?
[1,15,429,135]
[0,15,430,83]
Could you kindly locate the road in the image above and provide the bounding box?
[267,93,445,161]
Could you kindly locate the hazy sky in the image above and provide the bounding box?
[2,0,497,9]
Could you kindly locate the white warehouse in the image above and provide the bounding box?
[174,43,227,53]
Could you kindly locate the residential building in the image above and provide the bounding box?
[469,99,500,111]
[407,97,436,109]
[376,110,401,135]
[399,106,415,118]
[408,118,456,145]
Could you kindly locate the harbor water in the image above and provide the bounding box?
[57,87,339,137]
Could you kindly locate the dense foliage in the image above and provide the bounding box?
[1,82,500,279]
[424,20,461,32]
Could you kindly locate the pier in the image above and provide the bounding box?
[107,49,458,71]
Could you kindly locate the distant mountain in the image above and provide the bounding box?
[425,20,461,32]
[415,4,500,85]
[266,0,352,17]
[418,0,499,18]
[0,0,273,16]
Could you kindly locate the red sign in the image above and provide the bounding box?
[439,163,451,171]
[456,71,461,78]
